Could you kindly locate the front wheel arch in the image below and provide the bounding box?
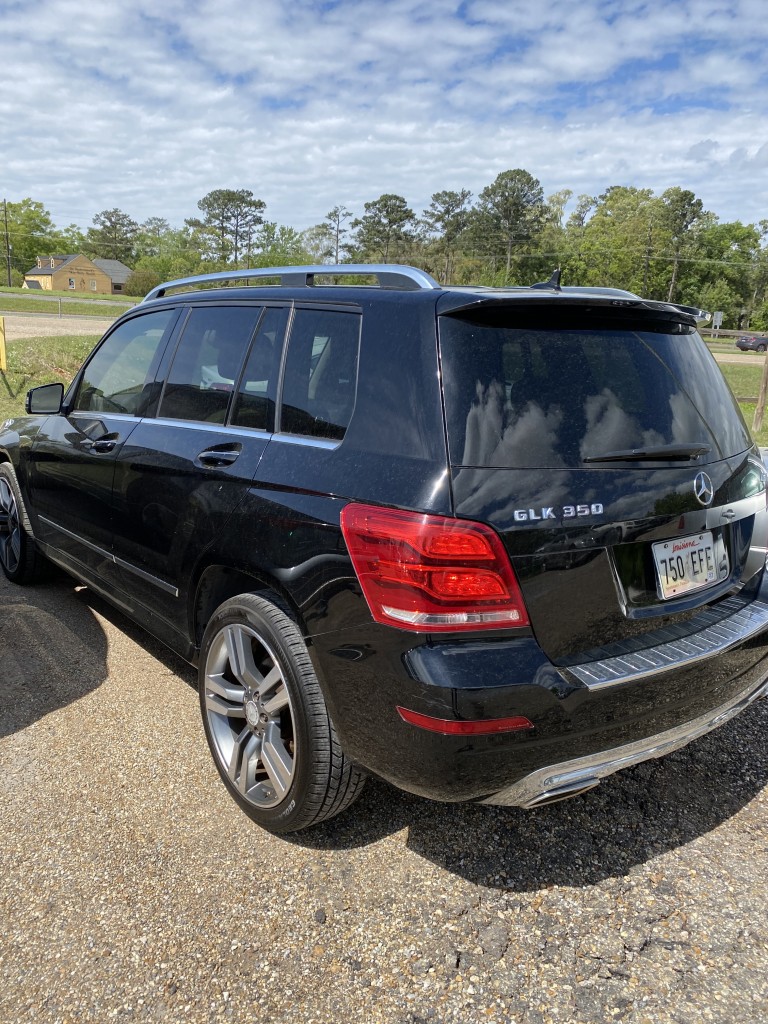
[0,461,45,584]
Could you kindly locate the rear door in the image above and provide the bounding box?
[28,308,178,587]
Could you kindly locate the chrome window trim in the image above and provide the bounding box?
[271,432,340,451]
[145,416,271,438]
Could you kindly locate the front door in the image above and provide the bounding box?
[28,308,178,590]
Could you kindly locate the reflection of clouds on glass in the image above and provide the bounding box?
[461,380,565,469]
[455,464,574,521]
[454,379,569,516]
[580,388,664,460]
[668,390,708,445]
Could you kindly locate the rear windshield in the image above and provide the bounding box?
[439,310,751,469]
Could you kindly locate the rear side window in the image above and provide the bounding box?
[158,305,262,423]
[280,308,361,441]
[73,309,176,415]
[439,311,751,469]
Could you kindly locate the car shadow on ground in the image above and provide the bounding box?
[289,699,768,892]
[0,573,195,738]
[0,574,111,736]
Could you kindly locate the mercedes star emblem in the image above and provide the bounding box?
[694,471,714,507]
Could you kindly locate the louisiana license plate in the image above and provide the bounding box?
[652,531,724,600]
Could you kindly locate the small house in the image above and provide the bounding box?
[23,255,132,295]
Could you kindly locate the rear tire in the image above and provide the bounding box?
[0,464,44,584]
[758,344,766,353]
[199,593,365,834]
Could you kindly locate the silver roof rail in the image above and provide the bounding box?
[143,264,442,301]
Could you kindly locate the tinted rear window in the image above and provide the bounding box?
[439,311,751,469]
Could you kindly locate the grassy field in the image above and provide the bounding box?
[1,332,767,447]
[0,285,134,318]
[0,334,94,422]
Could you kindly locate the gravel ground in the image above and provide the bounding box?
[1,572,767,1024]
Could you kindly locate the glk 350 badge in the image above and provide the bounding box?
[513,503,605,522]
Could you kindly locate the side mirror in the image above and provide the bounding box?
[26,382,65,415]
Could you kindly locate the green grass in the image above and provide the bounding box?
[0,294,132,317]
[703,363,768,446]
[0,285,134,302]
[717,363,763,402]
[0,334,95,423]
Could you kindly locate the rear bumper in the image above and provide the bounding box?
[311,573,768,803]
[564,588,768,690]
[483,672,768,807]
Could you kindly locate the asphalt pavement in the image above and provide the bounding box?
[1,572,767,1023]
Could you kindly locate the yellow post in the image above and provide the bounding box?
[0,316,6,372]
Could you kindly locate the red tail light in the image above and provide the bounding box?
[397,706,534,735]
[340,503,530,632]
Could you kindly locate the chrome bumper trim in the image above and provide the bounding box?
[483,676,768,808]
[567,593,768,691]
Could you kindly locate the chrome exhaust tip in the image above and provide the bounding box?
[522,778,600,808]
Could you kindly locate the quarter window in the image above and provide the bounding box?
[230,307,288,431]
[280,309,361,441]
[73,309,176,415]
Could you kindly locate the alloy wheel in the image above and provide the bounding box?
[202,622,296,810]
[0,476,22,575]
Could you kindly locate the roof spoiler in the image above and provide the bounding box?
[531,269,711,325]
[671,304,712,325]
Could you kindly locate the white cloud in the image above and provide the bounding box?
[0,0,766,233]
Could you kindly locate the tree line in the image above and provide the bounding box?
[3,170,767,329]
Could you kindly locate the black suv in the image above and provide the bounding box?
[2,264,768,834]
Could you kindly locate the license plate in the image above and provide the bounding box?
[652,531,724,600]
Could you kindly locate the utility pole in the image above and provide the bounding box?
[642,219,653,296]
[3,199,11,286]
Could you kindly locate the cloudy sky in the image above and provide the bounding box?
[1,0,766,234]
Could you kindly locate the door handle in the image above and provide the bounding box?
[91,439,117,453]
[81,434,119,453]
[197,448,241,467]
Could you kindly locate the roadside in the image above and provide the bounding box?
[0,314,114,340]
[1,573,766,1023]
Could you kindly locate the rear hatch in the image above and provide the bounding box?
[438,297,768,663]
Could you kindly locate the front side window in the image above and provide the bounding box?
[280,308,361,441]
[157,305,263,423]
[73,309,177,415]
